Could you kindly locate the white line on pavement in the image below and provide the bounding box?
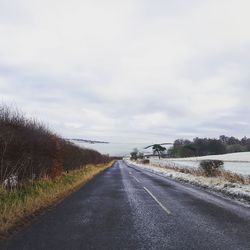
[133,176,141,183]
[143,187,171,215]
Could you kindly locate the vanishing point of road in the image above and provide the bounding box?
[1,160,250,250]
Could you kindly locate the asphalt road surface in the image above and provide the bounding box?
[1,160,250,250]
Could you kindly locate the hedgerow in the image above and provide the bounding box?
[0,104,111,187]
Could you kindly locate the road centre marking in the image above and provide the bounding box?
[143,187,171,215]
[133,176,141,183]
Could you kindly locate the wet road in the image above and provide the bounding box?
[1,160,250,250]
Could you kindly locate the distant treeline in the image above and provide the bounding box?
[168,135,250,158]
[0,104,113,185]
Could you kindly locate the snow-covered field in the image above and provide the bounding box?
[150,152,250,176]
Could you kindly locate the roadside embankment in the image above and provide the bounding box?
[126,160,250,205]
[0,161,114,238]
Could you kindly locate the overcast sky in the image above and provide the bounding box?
[0,0,250,143]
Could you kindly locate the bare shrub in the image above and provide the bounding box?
[199,160,224,177]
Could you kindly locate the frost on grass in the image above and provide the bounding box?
[126,160,250,204]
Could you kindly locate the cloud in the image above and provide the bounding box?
[0,0,250,146]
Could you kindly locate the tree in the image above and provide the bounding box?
[130,148,139,160]
[207,139,226,155]
[138,152,144,159]
[227,136,240,145]
[219,135,229,144]
[179,145,196,157]
[152,144,166,159]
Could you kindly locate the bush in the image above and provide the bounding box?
[199,160,224,177]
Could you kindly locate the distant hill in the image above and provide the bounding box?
[67,138,109,144]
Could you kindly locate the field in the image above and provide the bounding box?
[150,152,250,176]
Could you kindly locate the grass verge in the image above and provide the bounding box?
[0,161,114,238]
[147,163,250,185]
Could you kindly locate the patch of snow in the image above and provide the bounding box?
[174,152,250,161]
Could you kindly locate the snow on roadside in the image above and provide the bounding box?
[125,160,250,204]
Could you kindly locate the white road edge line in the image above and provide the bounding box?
[143,187,171,215]
[133,176,141,183]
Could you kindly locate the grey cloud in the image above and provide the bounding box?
[0,0,250,143]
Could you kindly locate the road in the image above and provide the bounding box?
[1,160,250,250]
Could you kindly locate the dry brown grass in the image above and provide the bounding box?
[150,163,250,185]
[0,161,114,237]
[221,171,250,184]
